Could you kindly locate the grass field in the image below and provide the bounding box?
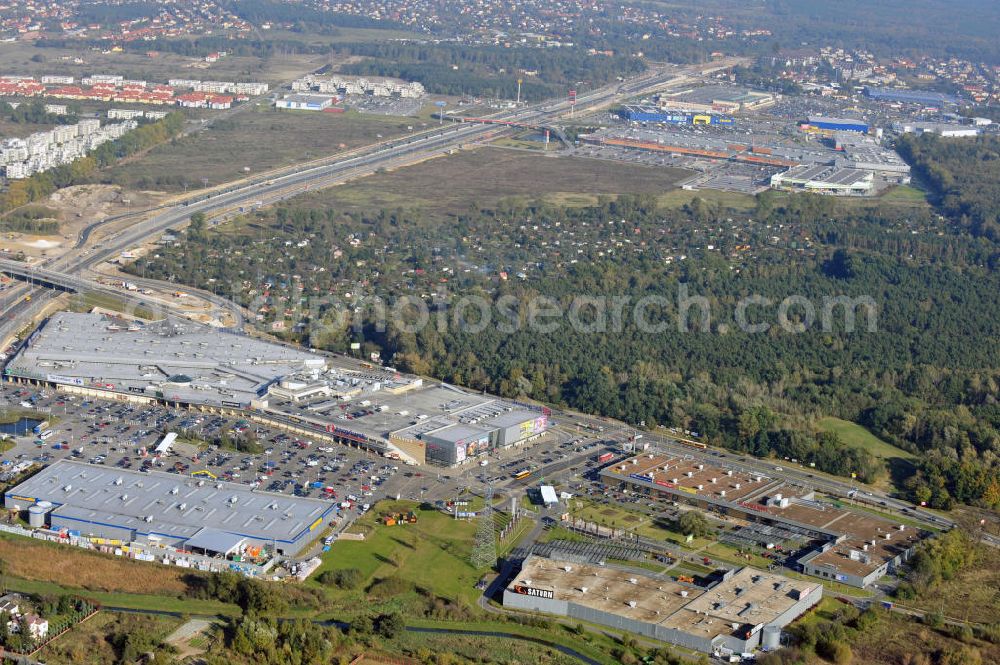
[817,417,915,460]
[36,611,182,665]
[655,187,757,210]
[104,107,428,192]
[289,146,693,218]
[0,533,192,596]
[877,184,930,205]
[567,498,710,548]
[404,618,632,665]
[3,577,238,616]
[651,184,928,214]
[901,538,1000,625]
[67,291,157,320]
[313,500,483,612]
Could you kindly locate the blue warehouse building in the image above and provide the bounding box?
[864,87,960,107]
[4,459,338,557]
[619,105,735,126]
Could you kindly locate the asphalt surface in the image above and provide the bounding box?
[4,56,988,566]
[0,60,723,349]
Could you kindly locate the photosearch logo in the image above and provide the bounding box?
[283,284,878,337]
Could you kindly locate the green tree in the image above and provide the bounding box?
[374,612,405,639]
[676,511,712,538]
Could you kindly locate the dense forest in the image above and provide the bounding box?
[338,43,646,101]
[131,170,1000,508]
[0,205,60,235]
[0,99,80,127]
[897,133,1000,241]
[35,35,333,58]
[675,0,1000,64]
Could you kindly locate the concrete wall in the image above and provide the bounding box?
[502,589,570,616]
[47,513,139,545]
[769,584,824,628]
[798,545,907,589]
[503,589,732,654]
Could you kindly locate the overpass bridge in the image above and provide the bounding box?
[0,259,246,332]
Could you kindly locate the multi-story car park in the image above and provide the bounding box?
[3,312,549,466]
[600,453,929,588]
[4,458,337,558]
[504,555,822,655]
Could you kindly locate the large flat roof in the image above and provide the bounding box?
[508,556,817,638]
[6,312,321,407]
[423,423,493,444]
[7,313,548,462]
[808,116,868,126]
[603,453,929,578]
[602,452,778,504]
[6,460,334,548]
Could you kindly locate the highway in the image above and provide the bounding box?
[0,60,718,347]
[8,57,961,547]
[0,259,248,329]
[1,57,983,545]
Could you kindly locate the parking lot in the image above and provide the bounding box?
[347,95,424,117]
[0,384,435,519]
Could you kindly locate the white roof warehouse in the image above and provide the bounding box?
[5,313,550,466]
[4,460,336,557]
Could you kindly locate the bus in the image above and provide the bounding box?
[39,430,55,440]
[512,468,532,480]
[32,420,50,435]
